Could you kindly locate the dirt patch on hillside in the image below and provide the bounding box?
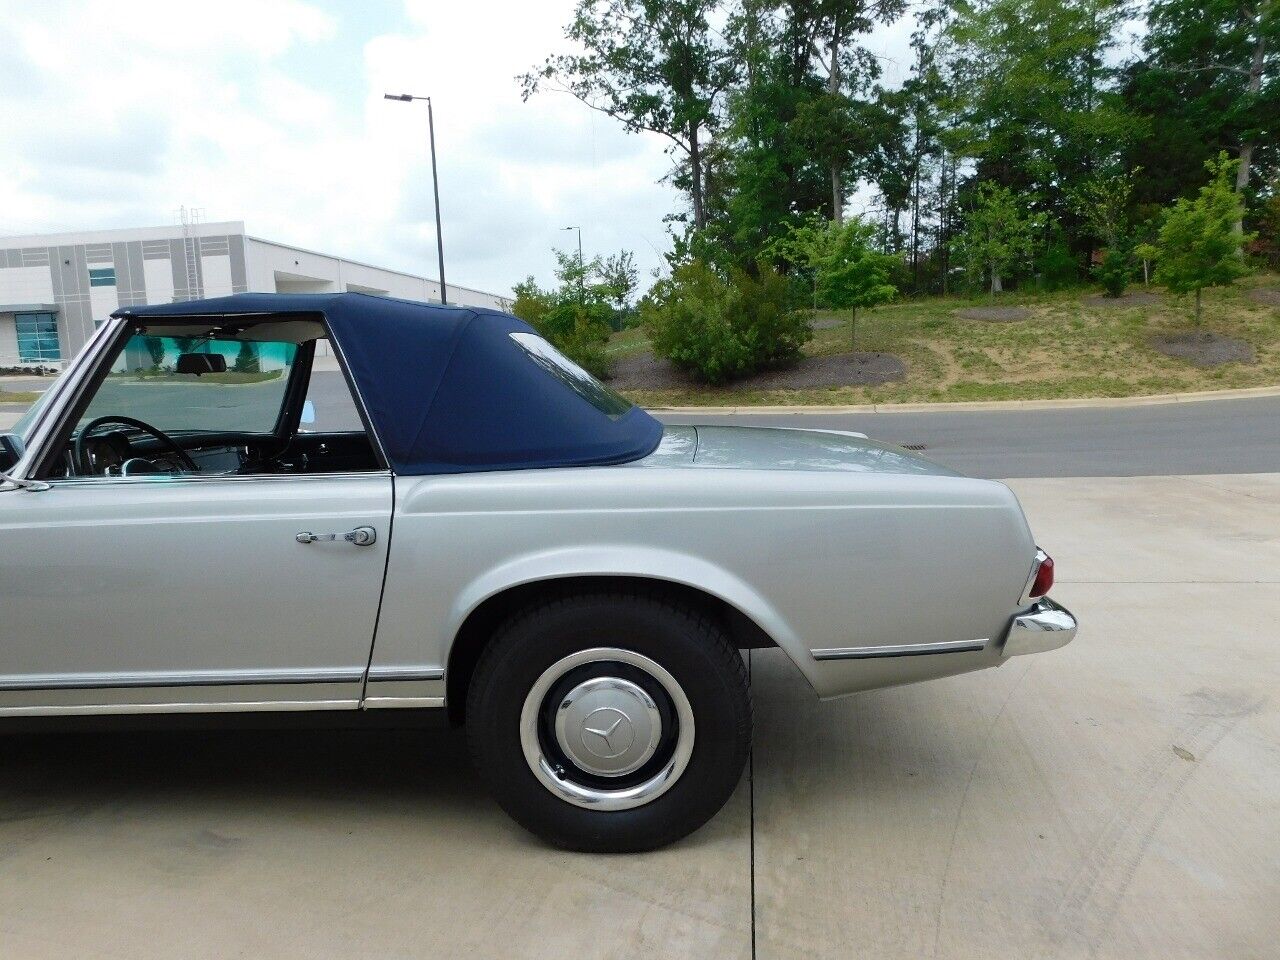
[955,306,1033,322]
[1084,291,1162,308]
[1150,331,1255,367]
[1247,288,1280,307]
[610,350,906,392]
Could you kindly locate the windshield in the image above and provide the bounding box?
[77,333,299,435]
[10,379,60,445]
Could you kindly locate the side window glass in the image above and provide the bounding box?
[301,339,365,432]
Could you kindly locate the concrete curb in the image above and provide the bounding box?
[649,384,1280,415]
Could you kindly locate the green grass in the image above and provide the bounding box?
[0,391,42,404]
[616,273,1280,406]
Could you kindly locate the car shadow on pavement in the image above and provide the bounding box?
[0,719,502,831]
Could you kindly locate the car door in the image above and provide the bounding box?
[0,473,392,714]
[0,320,394,715]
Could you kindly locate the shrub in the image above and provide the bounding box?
[643,261,810,385]
[1036,238,1080,290]
[1094,248,1131,298]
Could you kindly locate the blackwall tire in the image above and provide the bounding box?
[466,590,752,853]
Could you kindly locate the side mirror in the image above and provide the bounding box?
[300,399,316,425]
[0,434,23,472]
[176,353,227,376]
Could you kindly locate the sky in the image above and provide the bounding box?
[0,0,914,299]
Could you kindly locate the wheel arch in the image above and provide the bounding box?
[445,572,782,723]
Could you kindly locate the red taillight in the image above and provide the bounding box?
[1030,553,1054,598]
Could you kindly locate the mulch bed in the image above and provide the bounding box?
[1247,288,1280,307]
[609,352,702,391]
[1150,331,1255,367]
[1084,291,1162,308]
[743,352,906,389]
[955,306,1033,322]
[609,350,906,392]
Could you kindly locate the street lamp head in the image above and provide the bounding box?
[384,93,414,102]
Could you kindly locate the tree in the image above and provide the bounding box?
[816,219,897,347]
[1072,167,1140,296]
[521,0,734,232]
[1155,153,1252,323]
[1131,0,1278,235]
[1133,241,1159,286]
[1071,167,1140,250]
[801,0,908,223]
[142,336,165,370]
[944,0,1137,256]
[232,341,259,374]
[951,182,1047,296]
[597,250,639,310]
[761,212,842,306]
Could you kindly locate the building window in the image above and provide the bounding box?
[88,267,116,287]
[15,312,61,362]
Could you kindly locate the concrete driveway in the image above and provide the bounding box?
[0,473,1276,959]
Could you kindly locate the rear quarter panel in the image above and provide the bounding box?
[371,465,1035,698]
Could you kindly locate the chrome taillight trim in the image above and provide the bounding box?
[1020,548,1050,605]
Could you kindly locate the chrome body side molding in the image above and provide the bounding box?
[811,638,989,661]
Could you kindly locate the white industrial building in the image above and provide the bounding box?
[0,221,510,367]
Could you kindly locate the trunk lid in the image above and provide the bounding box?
[636,425,959,476]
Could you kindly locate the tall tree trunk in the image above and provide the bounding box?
[832,163,843,225]
[991,267,1002,298]
[1233,29,1267,238]
[911,120,922,292]
[689,122,705,231]
[828,25,844,225]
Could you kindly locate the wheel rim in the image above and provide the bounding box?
[519,647,696,811]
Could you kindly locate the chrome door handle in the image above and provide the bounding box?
[296,526,377,546]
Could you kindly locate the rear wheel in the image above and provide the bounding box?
[465,591,751,852]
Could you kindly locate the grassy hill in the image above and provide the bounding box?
[610,273,1280,407]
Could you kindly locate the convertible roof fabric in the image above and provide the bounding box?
[113,292,662,475]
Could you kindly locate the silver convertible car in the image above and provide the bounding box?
[0,293,1076,851]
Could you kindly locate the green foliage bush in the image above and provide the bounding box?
[1035,238,1080,290]
[1094,248,1131,297]
[642,261,811,385]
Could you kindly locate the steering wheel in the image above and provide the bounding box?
[75,415,200,476]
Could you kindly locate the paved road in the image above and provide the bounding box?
[1,472,1276,958]
[659,395,1280,478]
[6,371,1279,478]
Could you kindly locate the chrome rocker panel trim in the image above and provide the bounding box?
[1002,598,1078,657]
[811,638,988,661]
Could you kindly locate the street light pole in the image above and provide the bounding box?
[385,92,448,306]
[562,225,583,303]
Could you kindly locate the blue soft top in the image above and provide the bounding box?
[113,292,662,475]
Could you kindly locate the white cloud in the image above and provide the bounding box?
[0,0,677,298]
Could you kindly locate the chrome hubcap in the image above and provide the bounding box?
[554,677,661,777]
[520,647,696,811]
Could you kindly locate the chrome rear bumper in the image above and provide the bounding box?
[1002,598,1078,657]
